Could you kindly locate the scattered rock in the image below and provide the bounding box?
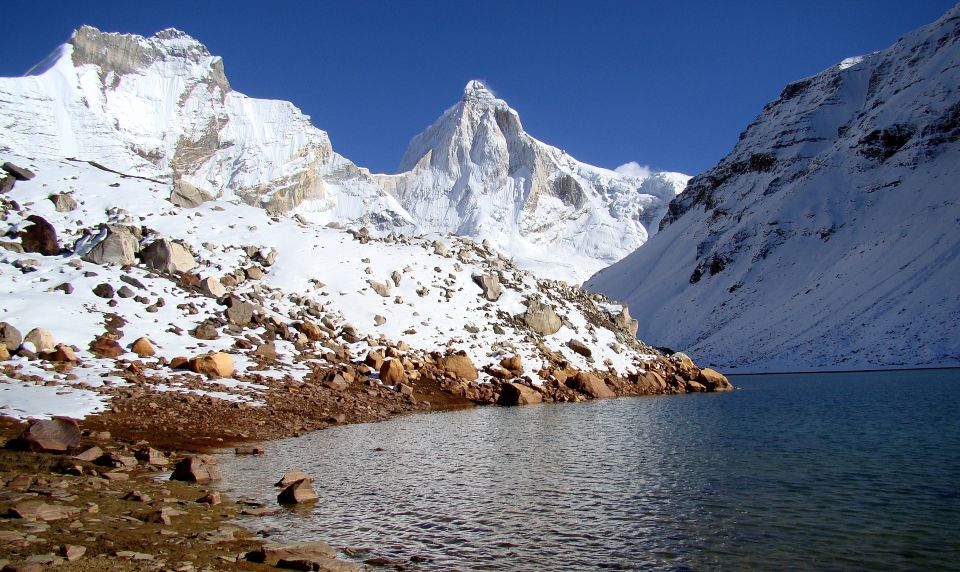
[23,327,54,352]
[82,226,139,266]
[141,239,197,274]
[116,285,135,298]
[379,359,407,386]
[135,447,168,465]
[170,455,222,483]
[200,277,226,298]
[252,247,277,266]
[46,344,78,362]
[472,273,502,301]
[568,339,592,358]
[523,300,562,336]
[49,193,78,212]
[248,541,337,567]
[131,337,155,357]
[367,279,390,297]
[235,446,264,455]
[225,302,254,327]
[245,266,264,280]
[89,334,122,358]
[0,322,22,352]
[2,162,35,181]
[59,545,86,562]
[439,353,478,381]
[169,179,214,208]
[9,417,81,453]
[19,215,59,256]
[191,352,235,377]
[198,491,222,505]
[698,368,733,391]
[8,500,77,521]
[193,321,220,340]
[275,469,311,487]
[92,283,115,299]
[615,305,639,337]
[567,372,615,399]
[432,240,449,256]
[500,354,522,372]
[277,479,318,505]
[497,382,543,406]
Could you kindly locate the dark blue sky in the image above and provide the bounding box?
[3,1,956,175]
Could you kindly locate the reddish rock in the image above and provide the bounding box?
[440,353,478,381]
[567,372,616,399]
[20,214,59,256]
[379,359,407,386]
[248,541,337,566]
[11,417,81,453]
[699,368,733,392]
[191,352,234,377]
[567,339,592,358]
[73,446,103,462]
[89,334,122,358]
[296,320,325,341]
[500,354,522,372]
[275,468,311,487]
[277,479,318,505]
[170,455,222,483]
[497,382,543,406]
[131,337,155,357]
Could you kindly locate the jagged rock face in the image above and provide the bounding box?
[587,6,960,372]
[376,80,687,282]
[0,26,412,230]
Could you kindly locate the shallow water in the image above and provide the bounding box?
[217,369,960,570]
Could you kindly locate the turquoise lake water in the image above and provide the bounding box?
[218,368,960,570]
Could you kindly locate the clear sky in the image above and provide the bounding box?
[2,1,956,176]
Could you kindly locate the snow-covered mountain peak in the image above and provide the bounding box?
[461,79,498,103]
[382,82,685,283]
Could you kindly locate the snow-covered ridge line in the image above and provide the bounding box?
[587,4,960,372]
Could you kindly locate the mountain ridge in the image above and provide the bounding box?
[586,5,960,372]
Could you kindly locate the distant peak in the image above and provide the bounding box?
[462,80,496,102]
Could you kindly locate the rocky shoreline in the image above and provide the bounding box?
[0,347,731,571]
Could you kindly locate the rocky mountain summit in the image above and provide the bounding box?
[376,80,687,281]
[0,27,686,283]
[0,155,729,431]
[0,26,413,230]
[587,5,960,372]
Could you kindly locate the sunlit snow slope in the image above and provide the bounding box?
[587,6,960,372]
[376,81,687,283]
[0,26,412,230]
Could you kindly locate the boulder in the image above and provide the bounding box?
[615,305,639,337]
[49,193,78,212]
[497,382,542,406]
[170,455,221,483]
[200,277,226,298]
[367,279,391,297]
[248,541,337,567]
[131,337,155,357]
[523,300,562,336]
[82,226,138,266]
[641,371,667,392]
[277,479,318,504]
[135,447,169,465]
[141,239,196,274]
[89,334,122,358]
[192,321,220,340]
[252,342,277,362]
[169,179,214,208]
[226,301,255,327]
[567,372,616,399]
[686,380,707,392]
[568,339,592,358]
[0,345,9,360]
[672,352,695,369]
[297,320,324,341]
[73,446,103,462]
[20,215,59,256]
[23,328,54,352]
[191,352,234,377]
[0,174,14,193]
[46,344,78,362]
[0,240,23,253]
[275,557,359,572]
[92,283,114,298]
[0,322,22,352]
[252,247,277,267]
[472,273,502,301]
[60,544,86,562]
[379,359,407,386]
[11,418,81,453]
[698,368,733,392]
[432,240,449,256]
[8,501,76,521]
[275,468,312,487]
[440,353,478,381]
[245,266,264,280]
[2,161,35,181]
[500,354,522,372]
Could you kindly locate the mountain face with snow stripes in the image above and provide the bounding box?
[0,28,683,283]
[586,5,960,372]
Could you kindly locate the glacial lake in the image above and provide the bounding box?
[216,369,960,570]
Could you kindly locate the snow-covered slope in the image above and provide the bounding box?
[376,81,687,283]
[0,26,412,230]
[587,6,960,372]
